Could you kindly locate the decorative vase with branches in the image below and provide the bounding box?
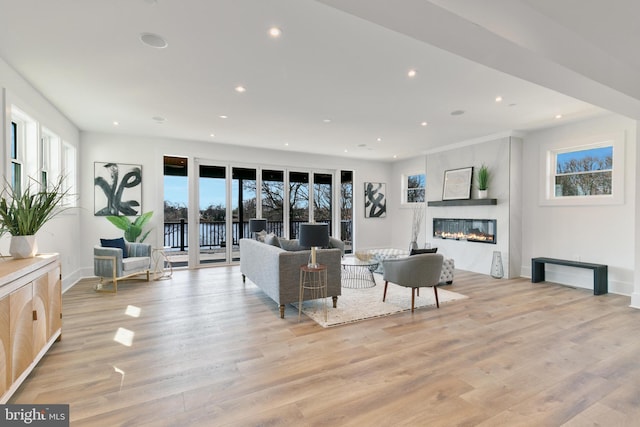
[410,205,424,251]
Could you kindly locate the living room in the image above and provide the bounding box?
[2,0,640,424]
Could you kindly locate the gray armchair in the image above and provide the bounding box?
[381,253,444,312]
[94,242,152,293]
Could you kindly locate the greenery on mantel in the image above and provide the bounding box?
[477,164,490,191]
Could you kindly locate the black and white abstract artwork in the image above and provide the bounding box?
[94,162,142,216]
[364,182,386,218]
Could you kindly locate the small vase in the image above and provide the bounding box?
[491,251,504,279]
[478,189,488,199]
[10,235,38,259]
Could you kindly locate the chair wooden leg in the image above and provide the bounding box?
[383,281,389,301]
[433,286,439,308]
[411,288,416,312]
[332,296,338,308]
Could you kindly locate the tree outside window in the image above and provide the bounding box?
[554,146,613,197]
[406,173,425,203]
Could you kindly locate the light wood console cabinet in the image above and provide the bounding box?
[0,254,61,403]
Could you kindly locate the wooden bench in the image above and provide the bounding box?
[531,257,608,295]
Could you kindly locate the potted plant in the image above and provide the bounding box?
[476,164,490,198]
[0,177,70,258]
[106,211,153,242]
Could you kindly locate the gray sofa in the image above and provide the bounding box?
[239,237,342,318]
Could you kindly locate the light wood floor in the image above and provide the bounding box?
[10,267,640,426]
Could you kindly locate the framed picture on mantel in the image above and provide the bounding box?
[442,167,473,200]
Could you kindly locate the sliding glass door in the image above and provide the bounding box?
[289,171,309,239]
[198,164,228,264]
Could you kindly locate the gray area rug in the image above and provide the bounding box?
[294,274,468,327]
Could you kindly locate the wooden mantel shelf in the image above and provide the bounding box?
[428,199,497,207]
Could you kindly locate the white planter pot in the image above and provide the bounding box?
[478,189,488,199]
[10,235,38,259]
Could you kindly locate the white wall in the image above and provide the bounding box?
[79,132,393,274]
[521,113,637,295]
[425,136,518,277]
[0,57,82,291]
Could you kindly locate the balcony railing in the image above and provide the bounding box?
[164,219,352,250]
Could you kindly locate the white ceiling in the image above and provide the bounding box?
[0,0,635,161]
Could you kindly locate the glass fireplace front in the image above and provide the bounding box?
[433,218,496,244]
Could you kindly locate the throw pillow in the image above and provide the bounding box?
[264,233,280,247]
[410,247,438,255]
[278,238,304,251]
[100,237,128,258]
[256,230,268,242]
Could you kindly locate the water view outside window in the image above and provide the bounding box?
[555,146,613,197]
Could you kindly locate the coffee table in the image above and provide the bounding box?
[341,257,379,288]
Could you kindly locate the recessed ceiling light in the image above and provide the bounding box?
[113,121,119,126]
[555,114,563,119]
[344,149,348,153]
[323,119,331,123]
[152,116,166,123]
[451,110,465,116]
[284,142,289,146]
[219,115,228,119]
[139,32,168,49]
[420,121,428,127]
[235,85,246,93]
[407,69,417,78]
[377,137,382,142]
[393,155,398,159]
[495,96,503,103]
[210,133,215,138]
[268,27,282,38]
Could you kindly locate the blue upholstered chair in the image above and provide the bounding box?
[94,241,152,293]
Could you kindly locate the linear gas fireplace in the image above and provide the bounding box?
[433,218,496,244]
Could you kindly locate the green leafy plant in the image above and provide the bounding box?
[106,211,153,242]
[0,177,69,236]
[477,164,490,191]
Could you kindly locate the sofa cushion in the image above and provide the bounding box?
[264,233,280,247]
[101,237,128,258]
[278,238,305,251]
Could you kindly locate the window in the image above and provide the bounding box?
[403,173,425,204]
[554,145,612,197]
[41,128,62,190]
[61,142,77,206]
[10,120,22,194]
[541,132,624,206]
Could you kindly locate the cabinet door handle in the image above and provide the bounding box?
[33,310,38,321]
